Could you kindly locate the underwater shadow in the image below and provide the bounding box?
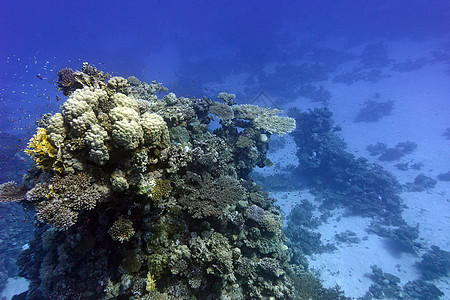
[381,238,418,259]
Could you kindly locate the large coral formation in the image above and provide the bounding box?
[1,63,346,299]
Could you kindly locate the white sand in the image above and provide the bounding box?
[0,277,28,300]
[257,38,450,298]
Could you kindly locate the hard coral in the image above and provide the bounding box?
[0,181,27,203]
[33,173,103,230]
[233,104,296,135]
[109,218,135,243]
[25,128,64,173]
[36,199,78,230]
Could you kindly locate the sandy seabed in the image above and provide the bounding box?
[265,38,450,298]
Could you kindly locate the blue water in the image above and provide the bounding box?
[1,1,449,299]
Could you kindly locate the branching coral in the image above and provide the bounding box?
[109,218,135,243]
[32,173,103,230]
[146,272,156,292]
[0,181,27,203]
[179,173,245,220]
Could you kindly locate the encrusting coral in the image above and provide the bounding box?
[0,63,345,299]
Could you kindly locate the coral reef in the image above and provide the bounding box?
[391,58,428,72]
[363,265,402,299]
[437,170,450,181]
[443,127,450,140]
[288,107,404,224]
[402,280,444,300]
[284,200,336,255]
[368,222,421,253]
[405,174,437,192]
[361,265,444,300]
[367,140,417,161]
[416,245,450,280]
[334,230,361,245]
[333,68,390,84]
[4,63,323,299]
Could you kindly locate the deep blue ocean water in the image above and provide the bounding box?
[0,1,449,299]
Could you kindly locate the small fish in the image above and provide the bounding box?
[36,75,43,80]
[56,95,61,102]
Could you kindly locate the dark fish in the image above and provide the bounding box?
[36,75,43,80]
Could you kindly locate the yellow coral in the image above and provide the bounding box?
[146,272,156,292]
[25,128,64,173]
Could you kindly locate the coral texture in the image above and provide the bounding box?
[7,64,359,300]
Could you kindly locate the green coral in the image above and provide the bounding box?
[121,250,142,274]
[169,126,190,144]
[262,211,282,233]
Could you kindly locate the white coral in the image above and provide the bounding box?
[112,119,143,150]
[85,124,110,165]
[109,106,143,150]
[61,87,107,136]
[111,93,138,112]
[141,112,170,149]
[46,113,66,147]
[70,87,108,111]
